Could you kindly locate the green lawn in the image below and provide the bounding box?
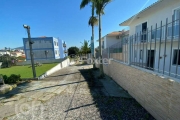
[0,63,58,78]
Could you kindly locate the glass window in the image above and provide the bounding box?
[173,49,180,65]
[174,8,180,21]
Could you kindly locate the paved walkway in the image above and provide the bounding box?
[0,64,155,120]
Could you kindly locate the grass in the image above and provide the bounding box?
[0,63,58,78]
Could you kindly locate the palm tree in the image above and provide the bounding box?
[81,1,98,69]
[80,0,112,77]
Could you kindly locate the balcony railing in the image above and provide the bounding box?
[103,16,180,79]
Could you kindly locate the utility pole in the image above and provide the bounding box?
[23,25,36,78]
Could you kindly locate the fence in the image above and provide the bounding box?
[103,14,180,79]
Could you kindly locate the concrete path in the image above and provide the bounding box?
[0,64,155,120]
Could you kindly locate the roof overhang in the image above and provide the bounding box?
[119,0,164,26]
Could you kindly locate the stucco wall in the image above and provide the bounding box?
[128,0,180,36]
[106,36,120,48]
[103,60,180,120]
[38,58,70,79]
[131,40,180,78]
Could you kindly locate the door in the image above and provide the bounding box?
[147,50,155,70]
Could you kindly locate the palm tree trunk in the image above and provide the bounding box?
[92,3,95,69]
[92,25,96,68]
[98,13,104,77]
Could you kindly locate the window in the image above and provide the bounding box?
[173,49,180,65]
[136,24,142,34]
[102,41,104,48]
[57,42,58,46]
[55,50,57,55]
[134,50,137,58]
[54,41,56,46]
[135,22,147,42]
[174,8,180,21]
[140,50,143,59]
[173,8,180,37]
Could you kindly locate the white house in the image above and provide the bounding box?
[0,50,10,56]
[100,31,129,50]
[119,0,180,78]
[11,52,23,57]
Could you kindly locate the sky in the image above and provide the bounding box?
[0,0,158,49]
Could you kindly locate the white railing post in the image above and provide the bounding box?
[128,36,132,65]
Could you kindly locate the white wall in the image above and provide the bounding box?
[53,37,60,59]
[38,58,70,80]
[128,0,180,36]
[131,39,180,78]
[102,61,180,120]
[106,36,120,48]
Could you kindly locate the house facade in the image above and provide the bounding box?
[0,50,10,56]
[23,37,66,60]
[58,39,67,58]
[119,0,180,78]
[100,31,129,61]
[100,31,129,49]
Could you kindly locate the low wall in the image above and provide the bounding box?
[17,59,64,66]
[102,60,180,120]
[38,58,70,79]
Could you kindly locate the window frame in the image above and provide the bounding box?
[172,49,180,66]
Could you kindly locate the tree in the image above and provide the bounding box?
[0,55,17,68]
[81,40,91,55]
[80,0,112,77]
[68,46,79,56]
[80,0,98,69]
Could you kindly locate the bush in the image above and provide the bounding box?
[0,55,17,68]
[3,74,21,84]
[3,75,8,82]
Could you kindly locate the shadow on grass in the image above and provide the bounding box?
[76,68,155,120]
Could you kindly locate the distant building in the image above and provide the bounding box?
[59,39,67,58]
[11,52,23,57]
[23,37,67,60]
[0,50,10,56]
[99,31,129,50]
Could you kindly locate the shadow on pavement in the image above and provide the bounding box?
[77,67,155,120]
[0,80,86,99]
[48,72,80,78]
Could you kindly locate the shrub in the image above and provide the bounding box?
[0,74,5,85]
[0,55,17,68]
[3,74,21,84]
[3,75,8,82]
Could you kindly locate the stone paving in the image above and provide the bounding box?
[0,64,155,120]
